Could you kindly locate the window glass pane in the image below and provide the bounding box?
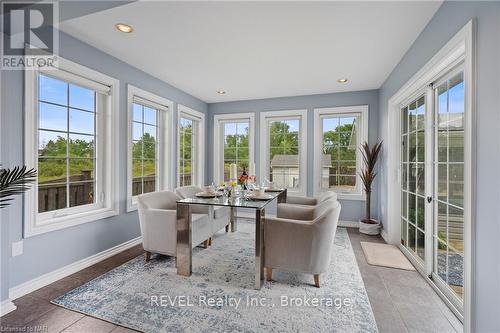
[143,141,156,160]
[143,159,156,178]
[437,164,448,202]
[69,109,94,134]
[133,122,143,141]
[69,84,95,111]
[449,131,464,162]
[133,104,142,122]
[401,107,408,134]
[143,124,157,140]
[38,158,66,184]
[416,196,425,230]
[448,164,464,208]
[69,134,94,158]
[408,223,416,252]
[39,75,67,105]
[69,158,94,180]
[38,183,67,213]
[416,164,425,196]
[416,230,425,260]
[39,102,67,131]
[143,106,157,125]
[39,131,67,157]
[416,96,425,130]
[322,115,358,192]
[37,74,98,213]
[269,119,300,189]
[224,123,237,136]
[69,181,94,207]
[408,102,417,132]
[408,193,416,224]
[221,120,250,182]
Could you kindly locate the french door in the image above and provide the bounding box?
[400,65,465,313]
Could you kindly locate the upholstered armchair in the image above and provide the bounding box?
[175,185,231,234]
[285,191,337,206]
[137,191,213,261]
[264,198,341,287]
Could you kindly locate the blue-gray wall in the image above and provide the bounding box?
[378,2,500,332]
[207,90,380,222]
[0,30,208,302]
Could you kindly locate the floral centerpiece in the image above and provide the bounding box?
[238,167,249,190]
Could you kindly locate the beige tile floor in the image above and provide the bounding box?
[0,227,463,333]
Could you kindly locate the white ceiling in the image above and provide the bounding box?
[60,1,442,103]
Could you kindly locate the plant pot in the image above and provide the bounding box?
[359,219,380,235]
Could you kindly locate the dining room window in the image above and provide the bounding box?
[127,85,172,211]
[313,105,368,199]
[177,105,205,187]
[259,110,307,194]
[24,57,119,236]
[213,113,255,184]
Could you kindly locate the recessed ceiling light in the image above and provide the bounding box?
[337,78,348,83]
[115,23,133,33]
[217,90,226,95]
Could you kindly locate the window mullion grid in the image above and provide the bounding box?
[141,106,145,194]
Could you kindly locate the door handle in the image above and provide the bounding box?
[427,196,432,203]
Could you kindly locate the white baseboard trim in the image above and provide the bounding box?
[9,236,142,301]
[0,299,17,317]
[338,220,359,228]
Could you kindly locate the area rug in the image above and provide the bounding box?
[52,220,378,332]
[360,242,415,271]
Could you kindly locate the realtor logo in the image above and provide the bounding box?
[1,1,59,69]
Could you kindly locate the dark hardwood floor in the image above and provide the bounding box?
[0,227,462,333]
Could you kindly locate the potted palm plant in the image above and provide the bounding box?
[0,165,37,209]
[359,141,382,235]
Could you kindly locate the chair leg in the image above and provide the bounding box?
[266,267,272,281]
[145,251,152,262]
[225,225,229,232]
[208,237,212,246]
[203,239,209,248]
[313,274,320,288]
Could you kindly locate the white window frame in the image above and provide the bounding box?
[259,109,307,195]
[126,85,173,212]
[177,105,205,187]
[313,105,368,200]
[386,21,474,328]
[213,112,255,184]
[24,57,120,237]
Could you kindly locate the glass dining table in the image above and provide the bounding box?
[176,189,287,289]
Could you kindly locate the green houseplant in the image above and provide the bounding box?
[359,141,382,235]
[0,165,37,209]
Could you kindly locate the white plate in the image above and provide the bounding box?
[195,192,221,198]
[265,188,283,192]
[247,193,273,200]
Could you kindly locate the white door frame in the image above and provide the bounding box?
[386,20,475,331]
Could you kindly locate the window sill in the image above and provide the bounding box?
[25,207,119,238]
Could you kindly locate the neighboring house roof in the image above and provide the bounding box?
[271,154,331,167]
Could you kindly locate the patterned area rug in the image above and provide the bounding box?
[53,220,378,332]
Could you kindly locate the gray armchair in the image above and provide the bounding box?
[264,198,341,287]
[175,185,231,234]
[137,191,213,261]
[285,191,337,206]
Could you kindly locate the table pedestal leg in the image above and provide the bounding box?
[176,203,192,276]
[255,208,265,289]
[230,206,237,232]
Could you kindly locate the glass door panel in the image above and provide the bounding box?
[433,71,465,302]
[400,95,426,263]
